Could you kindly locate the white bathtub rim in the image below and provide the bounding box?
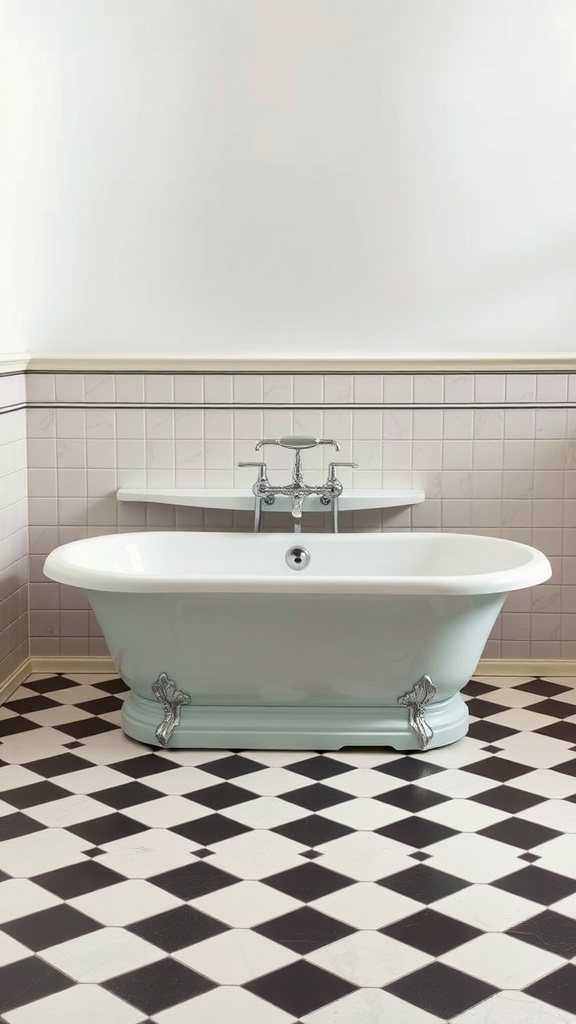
[43,531,552,596]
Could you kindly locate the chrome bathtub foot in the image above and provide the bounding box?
[398,674,437,749]
[152,672,191,747]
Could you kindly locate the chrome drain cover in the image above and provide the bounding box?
[286,545,310,571]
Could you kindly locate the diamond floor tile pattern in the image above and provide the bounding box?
[1,673,576,1022]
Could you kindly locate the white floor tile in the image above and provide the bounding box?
[0,829,89,877]
[310,882,421,930]
[315,831,412,881]
[433,883,542,931]
[518,798,576,833]
[0,879,62,925]
[478,689,545,708]
[223,796,310,829]
[327,749,401,768]
[410,739,488,769]
[426,833,524,883]
[174,930,298,984]
[306,930,432,987]
[454,989,576,1023]
[530,834,576,880]
[41,927,163,982]
[415,769,498,799]
[0,765,46,789]
[507,769,576,799]
[241,749,318,768]
[140,766,217,795]
[324,767,410,798]
[96,829,196,878]
[0,932,30,967]
[119,795,212,828]
[159,749,232,767]
[490,731,575,769]
[25,795,112,828]
[76,731,146,766]
[232,767,314,797]
[154,986,295,1024]
[440,932,564,988]
[3,983,144,1024]
[51,765,132,795]
[302,988,441,1024]
[417,798,508,832]
[318,797,410,831]
[45,685,108,705]
[486,708,561,732]
[208,830,305,880]
[23,706,93,727]
[190,880,302,927]
[0,729,77,764]
[69,878,183,925]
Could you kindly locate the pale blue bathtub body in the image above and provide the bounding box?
[44,531,551,751]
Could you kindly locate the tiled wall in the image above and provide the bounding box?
[25,369,576,663]
[0,373,29,685]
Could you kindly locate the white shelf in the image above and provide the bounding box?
[117,488,425,513]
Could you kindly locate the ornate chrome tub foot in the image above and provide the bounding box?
[397,674,437,749]
[152,672,191,747]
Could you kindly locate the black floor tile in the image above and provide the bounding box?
[196,754,265,779]
[108,754,176,778]
[530,698,576,719]
[77,695,124,716]
[524,964,576,1015]
[128,905,229,951]
[26,753,94,778]
[535,721,576,744]
[172,813,251,846]
[381,907,482,956]
[255,905,354,954]
[467,720,518,743]
[515,679,571,697]
[92,781,163,809]
[57,717,117,739]
[92,678,129,694]
[32,860,126,899]
[104,958,216,1015]
[273,814,353,848]
[245,960,356,1018]
[376,816,458,848]
[377,784,449,813]
[551,757,576,778]
[281,784,353,812]
[470,784,545,813]
[5,695,59,715]
[2,903,101,950]
[385,961,498,1019]
[0,716,41,737]
[374,758,444,782]
[462,680,499,696]
[465,697,509,718]
[478,818,561,849]
[378,864,471,904]
[507,909,576,958]
[264,862,353,902]
[150,862,239,900]
[0,812,46,841]
[21,676,77,694]
[2,781,72,809]
[69,812,149,846]
[460,756,533,782]
[0,956,74,1014]
[187,782,259,810]
[493,866,576,905]
[288,755,355,781]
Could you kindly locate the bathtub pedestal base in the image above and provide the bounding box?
[121,692,468,751]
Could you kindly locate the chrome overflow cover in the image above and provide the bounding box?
[286,545,310,571]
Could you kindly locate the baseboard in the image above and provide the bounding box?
[0,658,33,703]
[478,659,576,678]
[2,656,574,707]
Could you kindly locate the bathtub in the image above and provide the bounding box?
[43,531,551,751]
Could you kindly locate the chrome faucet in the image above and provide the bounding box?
[239,436,357,533]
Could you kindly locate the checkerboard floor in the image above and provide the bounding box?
[1,674,576,1023]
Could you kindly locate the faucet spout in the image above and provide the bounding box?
[291,491,305,519]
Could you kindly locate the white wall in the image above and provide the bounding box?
[2,0,576,357]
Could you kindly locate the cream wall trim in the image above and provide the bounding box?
[0,659,33,703]
[15,656,576,687]
[0,355,30,374]
[25,353,576,373]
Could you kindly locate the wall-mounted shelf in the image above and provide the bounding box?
[117,488,425,513]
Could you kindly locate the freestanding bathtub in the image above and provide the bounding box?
[44,531,551,751]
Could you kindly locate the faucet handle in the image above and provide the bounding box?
[238,461,269,483]
[255,436,341,452]
[327,461,358,482]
